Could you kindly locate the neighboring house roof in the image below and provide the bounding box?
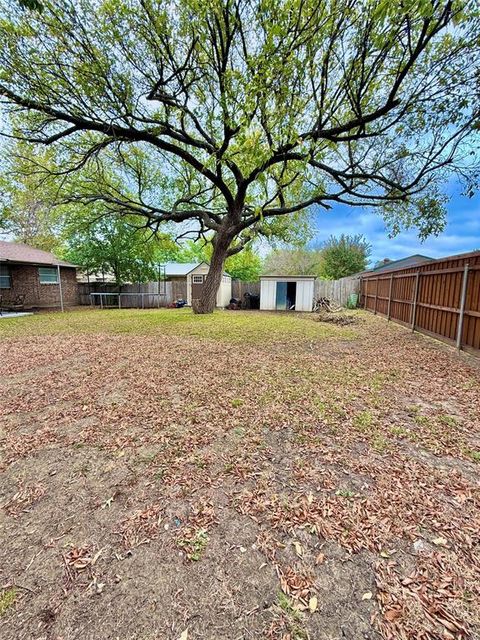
[163,262,201,276]
[371,254,433,273]
[0,240,76,267]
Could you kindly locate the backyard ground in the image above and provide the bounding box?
[0,308,479,640]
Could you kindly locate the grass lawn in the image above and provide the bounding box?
[0,308,479,640]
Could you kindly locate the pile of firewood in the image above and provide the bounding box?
[313,297,343,313]
[313,310,360,325]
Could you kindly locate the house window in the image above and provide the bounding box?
[39,267,59,284]
[0,265,10,289]
[192,275,203,284]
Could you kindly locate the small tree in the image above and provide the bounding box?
[320,235,371,279]
[0,1,478,312]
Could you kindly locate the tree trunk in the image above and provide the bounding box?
[193,233,230,314]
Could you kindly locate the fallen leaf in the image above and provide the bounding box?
[293,541,303,557]
[385,608,402,622]
[362,591,373,600]
[309,595,318,612]
[315,552,325,565]
[433,537,448,546]
[179,630,188,640]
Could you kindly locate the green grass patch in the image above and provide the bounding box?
[437,415,458,428]
[0,308,357,344]
[276,592,308,640]
[353,410,374,432]
[177,528,209,561]
[277,591,302,621]
[414,414,431,427]
[390,425,418,441]
[336,488,355,498]
[0,588,16,617]
[466,450,480,463]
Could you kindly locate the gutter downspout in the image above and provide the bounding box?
[57,264,64,312]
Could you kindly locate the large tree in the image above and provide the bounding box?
[0,0,478,312]
[0,143,63,251]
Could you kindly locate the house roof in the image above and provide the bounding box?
[163,262,201,276]
[371,254,433,273]
[0,240,76,267]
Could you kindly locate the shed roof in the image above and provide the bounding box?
[0,240,76,267]
[163,262,201,276]
[260,275,317,280]
[164,261,231,277]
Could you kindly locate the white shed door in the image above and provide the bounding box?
[260,280,276,310]
[295,280,314,312]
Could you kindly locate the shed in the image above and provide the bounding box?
[165,262,232,307]
[260,275,316,312]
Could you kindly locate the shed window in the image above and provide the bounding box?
[39,267,58,284]
[0,265,11,289]
[192,275,203,283]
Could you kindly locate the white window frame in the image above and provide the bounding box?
[38,266,59,284]
[0,265,11,289]
[192,275,203,284]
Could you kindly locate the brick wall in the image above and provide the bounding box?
[0,264,79,308]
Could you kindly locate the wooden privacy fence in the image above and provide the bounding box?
[78,281,186,307]
[315,275,360,306]
[231,280,260,299]
[360,251,480,353]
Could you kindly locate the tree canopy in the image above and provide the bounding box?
[320,234,371,279]
[263,235,370,279]
[63,211,178,286]
[0,143,64,251]
[0,0,478,311]
[263,248,325,277]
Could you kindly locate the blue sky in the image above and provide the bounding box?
[311,181,480,268]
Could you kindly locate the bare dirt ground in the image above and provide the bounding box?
[0,309,479,640]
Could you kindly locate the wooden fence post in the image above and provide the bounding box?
[411,272,420,332]
[363,279,367,309]
[387,273,393,321]
[374,278,378,314]
[456,264,469,351]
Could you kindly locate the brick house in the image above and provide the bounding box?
[0,240,78,310]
